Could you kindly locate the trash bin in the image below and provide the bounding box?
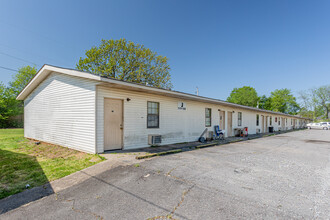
[268,127,274,133]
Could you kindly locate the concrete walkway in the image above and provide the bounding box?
[107,129,304,158]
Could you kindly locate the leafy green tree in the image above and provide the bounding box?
[0,83,8,121]
[9,66,37,96]
[0,83,17,127]
[227,86,259,107]
[258,95,272,110]
[0,66,37,128]
[311,85,330,119]
[300,85,330,119]
[298,107,314,119]
[269,89,300,114]
[77,39,172,89]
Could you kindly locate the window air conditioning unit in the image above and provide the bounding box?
[148,135,162,145]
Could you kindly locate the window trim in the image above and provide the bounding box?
[238,112,242,127]
[147,101,160,128]
[205,108,212,127]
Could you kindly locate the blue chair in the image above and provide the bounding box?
[214,125,225,140]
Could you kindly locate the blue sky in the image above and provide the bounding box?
[0,0,329,100]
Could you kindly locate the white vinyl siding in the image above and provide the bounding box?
[96,86,224,153]
[96,86,303,153]
[24,72,97,153]
[22,68,308,154]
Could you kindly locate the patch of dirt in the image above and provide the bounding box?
[19,139,90,159]
[89,157,102,163]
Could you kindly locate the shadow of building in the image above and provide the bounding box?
[0,149,54,214]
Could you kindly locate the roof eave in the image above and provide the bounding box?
[16,64,311,120]
[16,65,101,100]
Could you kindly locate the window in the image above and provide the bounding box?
[256,114,259,126]
[286,118,287,125]
[238,112,242,126]
[205,108,211,127]
[279,118,281,125]
[291,119,292,125]
[270,116,272,126]
[147,101,159,128]
[275,117,277,123]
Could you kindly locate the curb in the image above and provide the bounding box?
[136,149,183,159]
[135,128,307,160]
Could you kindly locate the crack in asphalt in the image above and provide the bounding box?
[54,193,104,220]
[77,170,189,219]
[70,199,104,220]
[170,185,194,215]
[147,185,194,220]
[166,167,177,176]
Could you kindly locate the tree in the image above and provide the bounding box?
[0,83,17,127]
[77,39,172,89]
[298,107,314,119]
[9,66,37,96]
[269,89,300,114]
[0,66,37,128]
[227,86,259,107]
[300,85,330,120]
[0,83,8,121]
[311,85,330,119]
[258,95,272,110]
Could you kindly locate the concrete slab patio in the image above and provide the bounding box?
[1,129,329,219]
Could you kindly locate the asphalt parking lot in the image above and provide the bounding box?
[1,129,330,219]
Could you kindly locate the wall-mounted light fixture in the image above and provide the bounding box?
[126,98,131,102]
[218,109,221,111]
[232,111,235,113]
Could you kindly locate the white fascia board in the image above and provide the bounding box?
[99,77,308,120]
[16,65,101,100]
[16,64,310,120]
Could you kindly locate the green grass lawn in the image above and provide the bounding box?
[0,129,105,199]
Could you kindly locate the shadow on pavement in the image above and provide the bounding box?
[0,149,54,214]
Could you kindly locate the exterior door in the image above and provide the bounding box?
[104,98,123,151]
[266,116,269,132]
[219,111,225,130]
[261,115,264,133]
[227,111,233,136]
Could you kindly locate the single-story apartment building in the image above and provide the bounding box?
[17,65,311,153]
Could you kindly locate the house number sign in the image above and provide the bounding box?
[178,102,186,110]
